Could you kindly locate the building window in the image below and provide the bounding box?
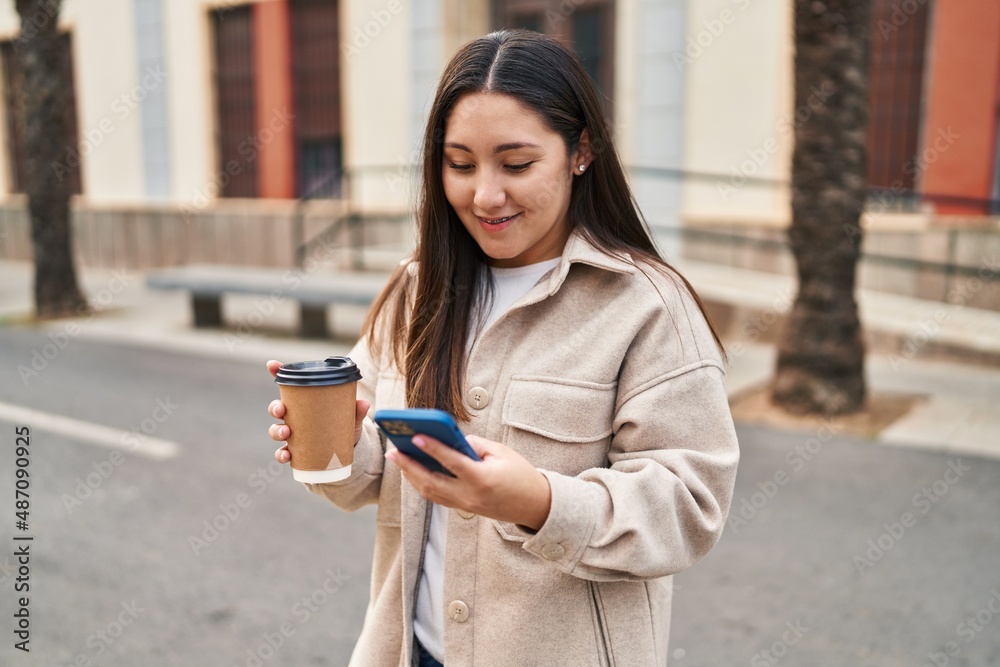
[212,1,342,200]
[0,33,82,195]
[992,88,1000,214]
[866,0,930,198]
[493,0,615,112]
[212,5,258,198]
[291,0,343,199]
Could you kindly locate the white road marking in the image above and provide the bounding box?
[0,401,180,460]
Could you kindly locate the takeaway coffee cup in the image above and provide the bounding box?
[274,356,362,483]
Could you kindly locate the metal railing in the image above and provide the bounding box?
[290,164,999,278]
[655,225,992,281]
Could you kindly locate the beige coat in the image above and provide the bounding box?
[304,231,740,666]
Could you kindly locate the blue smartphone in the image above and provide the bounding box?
[373,408,481,476]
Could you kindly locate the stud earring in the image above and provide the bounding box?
[578,165,586,172]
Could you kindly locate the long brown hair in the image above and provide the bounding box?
[364,29,724,420]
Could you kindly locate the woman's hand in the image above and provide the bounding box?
[387,435,552,531]
[265,359,370,465]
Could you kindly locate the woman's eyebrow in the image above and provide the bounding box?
[444,141,541,154]
[493,142,541,154]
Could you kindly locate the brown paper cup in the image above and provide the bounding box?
[274,356,362,484]
[278,382,357,482]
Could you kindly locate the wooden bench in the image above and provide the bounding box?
[146,264,390,338]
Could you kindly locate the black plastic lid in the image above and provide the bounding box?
[274,356,362,386]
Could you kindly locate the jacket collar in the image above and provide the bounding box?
[403,228,637,279]
[530,228,634,297]
[558,228,636,274]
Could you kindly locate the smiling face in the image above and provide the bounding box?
[442,93,590,268]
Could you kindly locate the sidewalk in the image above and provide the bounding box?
[679,258,1000,460]
[679,258,1000,363]
[3,258,999,460]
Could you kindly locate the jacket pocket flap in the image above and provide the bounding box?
[502,376,616,443]
[492,519,529,543]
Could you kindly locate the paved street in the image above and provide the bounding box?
[0,324,998,666]
[671,424,1000,667]
[0,328,373,667]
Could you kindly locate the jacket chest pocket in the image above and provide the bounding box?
[501,376,617,475]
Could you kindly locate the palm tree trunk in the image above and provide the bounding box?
[772,0,872,415]
[15,0,88,318]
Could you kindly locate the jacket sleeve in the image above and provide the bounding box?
[302,335,387,512]
[518,279,740,581]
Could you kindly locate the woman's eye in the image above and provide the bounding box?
[447,163,473,172]
[506,161,534,172]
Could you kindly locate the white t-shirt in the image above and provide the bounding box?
[412,257,561,661]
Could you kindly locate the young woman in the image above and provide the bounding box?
[267,29,739,667]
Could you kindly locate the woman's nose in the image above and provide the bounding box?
[473,173,506,211]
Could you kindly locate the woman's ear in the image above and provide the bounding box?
[572,128,593,175]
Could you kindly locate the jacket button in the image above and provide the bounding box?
[458,510,476,519]
[467,386,489,409]
[448,600,470,623]
[541,543,566,560]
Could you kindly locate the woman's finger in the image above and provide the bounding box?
[266,359,282,378]
[268,399,285,419]
[412,436,477,477]
[274,446,290,464]
[389,448,431,485]
[390,448,452,503]
[465,435,495,459]
[268,423,290,441]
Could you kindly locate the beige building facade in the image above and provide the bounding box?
[0,0,772,227]
[0,0,996,312]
